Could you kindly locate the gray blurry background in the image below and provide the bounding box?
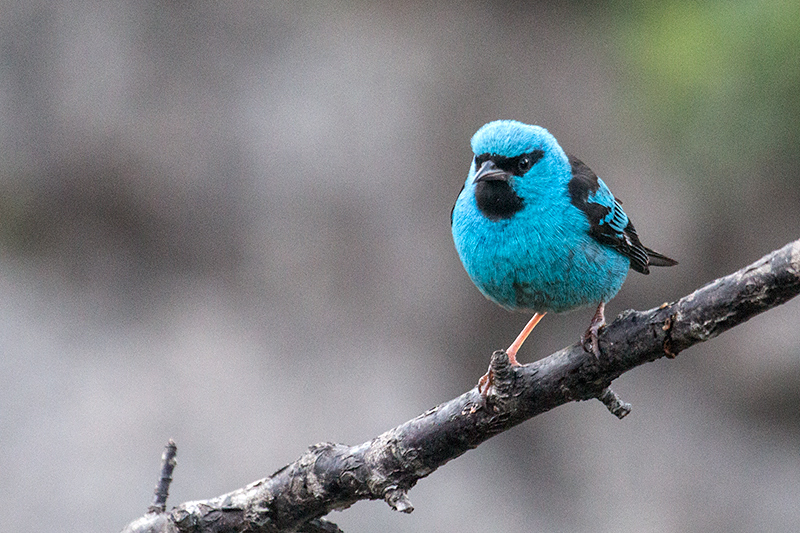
[2,2,799,532]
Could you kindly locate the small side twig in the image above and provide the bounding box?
[598,388,632,419]
[148,439,178,514]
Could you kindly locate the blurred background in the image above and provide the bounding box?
[1,2,799,532]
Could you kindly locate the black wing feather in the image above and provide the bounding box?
[566,155,677,274]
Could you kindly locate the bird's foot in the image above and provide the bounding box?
[581,326,602,358]
[477,369,493,398]
[581,302,606,358]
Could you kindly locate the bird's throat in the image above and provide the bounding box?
[475,180,524,221]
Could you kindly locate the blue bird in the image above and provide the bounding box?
[451,120,677,392]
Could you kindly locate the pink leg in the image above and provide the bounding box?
[478,312,547,396]
[506,312,547,365]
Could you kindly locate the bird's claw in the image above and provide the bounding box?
[477,369,494,397]
[581,302,606,358]
[581,325,602,358]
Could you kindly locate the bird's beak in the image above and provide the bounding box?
[473,160,510,183]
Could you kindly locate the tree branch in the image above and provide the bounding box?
[121,238,800,533]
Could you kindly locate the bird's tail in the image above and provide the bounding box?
[645,247,679,267]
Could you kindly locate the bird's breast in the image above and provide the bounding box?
[452,197,630,313]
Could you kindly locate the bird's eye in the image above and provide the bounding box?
[517,156,533,174]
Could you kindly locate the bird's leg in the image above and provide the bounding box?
[581,302,606,358]
[507,312,547,364]
[478,312,546,396]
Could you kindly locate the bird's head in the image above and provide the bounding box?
[466,120,570,220]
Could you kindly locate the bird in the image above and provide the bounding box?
[451,120,677,393]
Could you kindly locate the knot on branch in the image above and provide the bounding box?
[383,486,414,513]
[662,312,679,358]
[483,349,516,409]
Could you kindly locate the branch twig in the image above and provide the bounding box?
[147,439,177,514]
[121,238,800,533]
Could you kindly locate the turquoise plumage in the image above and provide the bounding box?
[451,120,676,391]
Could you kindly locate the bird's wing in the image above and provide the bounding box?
[566,155,651,274]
